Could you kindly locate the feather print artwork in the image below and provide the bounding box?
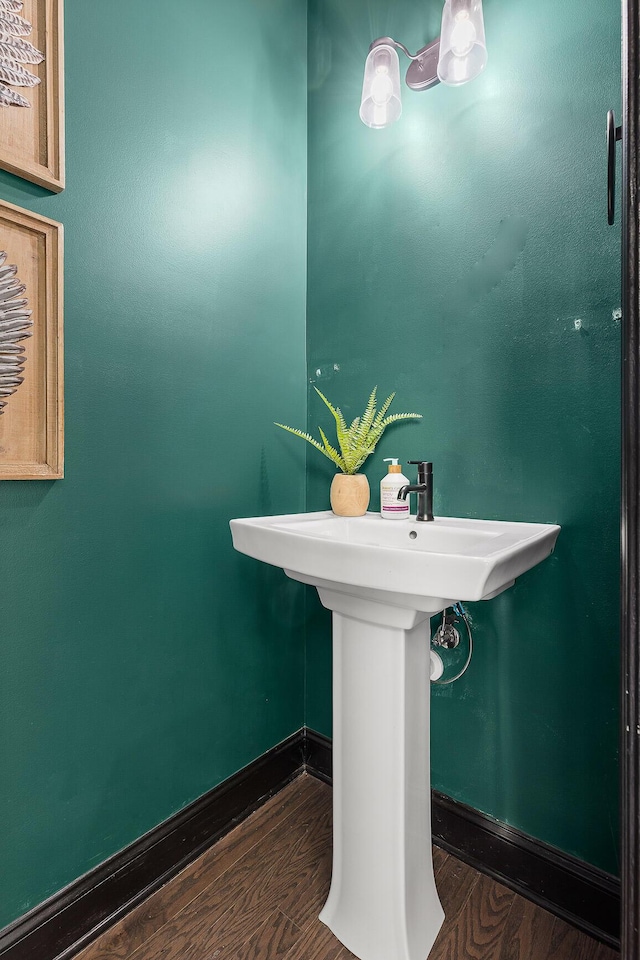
[0,2,43,107]
[0,57,39,86]
[0,251,32,414]
[0,34,43,63]
[0,79,29,105]
[0,10,32,36]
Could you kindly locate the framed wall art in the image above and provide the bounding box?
[0,0,64,191]
[0,198,63,479]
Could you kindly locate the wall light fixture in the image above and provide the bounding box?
[359,0,487,128]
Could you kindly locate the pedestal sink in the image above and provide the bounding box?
[230,511,560,960]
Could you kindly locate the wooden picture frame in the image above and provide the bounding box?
[0,198,63,479]
[0,0,64,192]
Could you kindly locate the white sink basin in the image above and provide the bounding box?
[230,510,560,611]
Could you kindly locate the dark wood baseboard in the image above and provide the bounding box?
[303,729,621,950]
[0,730,306,960]
[431,790,620,950]
[303,725,332,783]
[0,726,621,960]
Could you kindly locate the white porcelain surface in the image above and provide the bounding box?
[229,510,560,960]
[230,510,560,610]
[318,610,443,960]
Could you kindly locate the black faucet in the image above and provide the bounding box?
[397,461,434,522]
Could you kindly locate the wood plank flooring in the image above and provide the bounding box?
[76,774,617,960]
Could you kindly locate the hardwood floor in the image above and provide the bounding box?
[75,775,617,960]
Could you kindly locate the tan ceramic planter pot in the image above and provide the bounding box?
[330,473,370,517]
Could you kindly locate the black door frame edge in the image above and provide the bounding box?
[0,730,306,960]
[621,1,640,958]
[303,729,620,948]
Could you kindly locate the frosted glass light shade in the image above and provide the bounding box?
[359,44,402,128]
[437,0,487,87]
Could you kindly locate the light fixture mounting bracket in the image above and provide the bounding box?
[405,38,441,91]
[368,35,441,92]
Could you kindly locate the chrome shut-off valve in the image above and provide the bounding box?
[432,611,461,648]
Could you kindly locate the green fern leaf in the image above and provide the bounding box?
[318,427,347,472]
[371,392,395,431]
[347,417,361,441]
[367,412,421,449]
[314,387,340,422]
[315,387,350,460]
[380,412,423,426]
[274,422,337,463]
[351,447,377,473]
[352,387,378,447]
[275,388,422,476]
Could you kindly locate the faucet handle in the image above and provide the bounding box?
[408,460,432,479]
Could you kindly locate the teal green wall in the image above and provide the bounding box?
[0,0,307,927]
[0,0,622,929]
[306,0,621,873]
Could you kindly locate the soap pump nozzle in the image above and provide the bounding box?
[383,457,402,474]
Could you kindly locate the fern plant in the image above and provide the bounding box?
[275,387,422,475]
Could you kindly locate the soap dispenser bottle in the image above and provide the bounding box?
[380,458,410,519]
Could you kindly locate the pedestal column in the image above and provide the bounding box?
[317,588,445,960]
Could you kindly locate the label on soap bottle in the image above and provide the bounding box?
[380,482,410,516]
